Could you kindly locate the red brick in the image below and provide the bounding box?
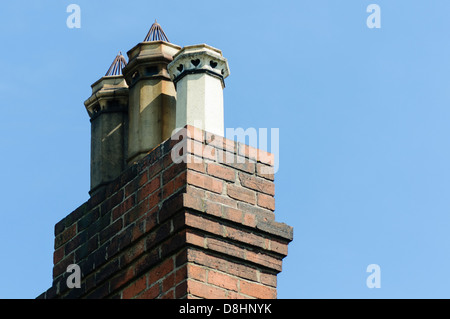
[186,231,206,248]
[122,274,147,299]
[222,206,243,223]
[227,184,256,205]
[161,289,175,299]
[260,272,277,288]
[185,213,222,236]
[208,270,238,292]
[269,239,289,256]
[55,224,76,249]
[137,177,160,203]
[207,163,236,182]
[239,172,275,196]
[243,213,257,228]
[110,267,134,292]
[245,250,282,272]
[183,193,205,212]
[112,195,136,221]
[145,206,158,232]
[205,133,236,153]
[206,192,238,208]
[187,279,227,299]
[257,193,275,211]
[186,171,223,194]
[162,272,175,293]
[148,257,175,285]
[162,172,187,200]
[175,265,187,285]
[240,280,277,299]
[120,237,146,266]
[149,190,162,211]
[206,237,245,259]
[187,263,207,282]
[185,125,205,142]
[186,155,206,173]
[205,201,222,218]
[123,199,147,226]
[223,226,267,249]
[137,284,160,299]
[53,246,64,265]
[176,281,188,299]
[237,143,259,162]
[188,140,215,161]
[256,163,275,181]
[187,250,258,282]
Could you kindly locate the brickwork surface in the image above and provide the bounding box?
[38,126,293,299]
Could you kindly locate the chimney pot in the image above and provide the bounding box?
[168,44,230,137]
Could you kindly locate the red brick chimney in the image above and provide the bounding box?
[38,23,293,300]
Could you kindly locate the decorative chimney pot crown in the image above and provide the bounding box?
[168,44,230,87]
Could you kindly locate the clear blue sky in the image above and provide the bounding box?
[1,0,450,299]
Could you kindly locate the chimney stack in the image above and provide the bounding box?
[84,52,129,195]
[39,22,293,300]
[122,21,181,165]
[168,44,230,136]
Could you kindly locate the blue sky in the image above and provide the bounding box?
[1,0,450,299]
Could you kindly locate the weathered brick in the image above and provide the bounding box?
[240,280,276,299]
[256,163,275,181]
[112,195,135,221]
[239,172,275,196]
[186,170,223,194]
[206,192,238,208]
[137,284,160,299]
[99,218,123,244]
[227,184,256,205]
[122,274,147,299]
[269,239,289,256]
[55,224,77,249]
[185,213,222,237]
[207,163,236,182]
[148,257,175,285]
[222,206,243,224]
[110,267,135,292]
[245,250,283,272]
[260,272,277,288]
[187,279,227,299]
[101,189,124,216]
[257,193,275,211]
[183,193,205,212]
[223,226,267,250]
[162,272,175,292]
[208,270,238,292]
[206,237,246,259]
[53,246,64,265]
[137,176,160,203]
[162,172,187,200]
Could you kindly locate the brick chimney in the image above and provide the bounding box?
[38,22,293,300]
